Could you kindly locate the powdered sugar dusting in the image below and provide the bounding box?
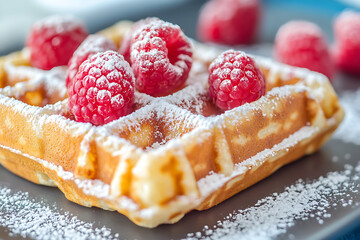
[209,49,248,70]
[184,161,360,240]
[31,15,86,34]
[130,18,193,96]
[0,142,139,212]
[130,20,184,78]
[0,186,119,240]
[198,126,317,197]
[166,61,209,114]
[333,88,360,145]
[220,84,308,123]
[4,62,45,84]
[71,34,117,62]
[335,10,360,43]
[91,51,133,80]
[43,67,67,97]
[1,64,67,100]
[0,30,347,232]
[275,20,325,45]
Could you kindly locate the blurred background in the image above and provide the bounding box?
[1,0,360,55]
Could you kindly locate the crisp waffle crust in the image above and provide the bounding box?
[0,21,344,228]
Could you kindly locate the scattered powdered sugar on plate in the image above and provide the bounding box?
[182,86,360,240]
[184,162,360,240]
[333,88,360,145]
[0,186,119,240]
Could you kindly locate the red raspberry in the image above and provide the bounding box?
[197,0,261,45]
[274,21,333,79]
[131,19,192,96]
[68,51,135,125]
[26,15,88,70]
[333,10,360,75]
[119,17,160,63]
[66,34,117,89]
[209,50,265,110]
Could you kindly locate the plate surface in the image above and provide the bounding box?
[1,1,360,239]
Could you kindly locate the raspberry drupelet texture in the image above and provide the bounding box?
[26,15,88,70]
[333,10,360,76]
[274,21,333,79]
[66,34,117,89]
[197,0,261,45]
[131,19,193,96]
[68,51,135,125]
[119,17,160,64]
[209,50,265,110]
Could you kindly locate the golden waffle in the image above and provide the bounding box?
[0,20,344,228]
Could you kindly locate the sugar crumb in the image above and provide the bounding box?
[0,186,119,240]
[183,162,360,240]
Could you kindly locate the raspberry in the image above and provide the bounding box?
[131,19,192,96]
[209,50,265,110]
[26,15,88,70]
[333,10,360,75]
[66,34,117,89]
[197,0,261,45]
[68,51,135,125]
[119,17,160,63]
[274,21,333,79]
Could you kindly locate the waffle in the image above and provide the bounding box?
[0,20,344,228]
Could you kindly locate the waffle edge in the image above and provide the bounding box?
[0,20,344,228]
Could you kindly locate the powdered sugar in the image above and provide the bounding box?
[333,88,360,145]
[0,26,347,231]
[4,62,44,84]
[0,142,139,212]
[130,18,193,96]
[71,34,117,62]
[1,64,67,101]
[198,126,317,197]
[31,15,86,34]
[66,34,118,88]
[184,161,360,240]
[91,51,133,80]
[0,186,119,240]
[334,10,360,55]
[275,20,325,43]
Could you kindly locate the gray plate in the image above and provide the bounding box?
[1,136,360,240]
[1,48,360,240]
[1,1,360,239]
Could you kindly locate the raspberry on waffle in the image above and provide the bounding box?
[66,34,118,89]
[208,50,266,110]
[26,15,88,70]
[0,18,344,228]
[131,18,193,96]
[68,51,135,125]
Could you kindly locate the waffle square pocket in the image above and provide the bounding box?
[0,19,344,228]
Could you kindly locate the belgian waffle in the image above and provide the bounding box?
[0,20,344,228]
